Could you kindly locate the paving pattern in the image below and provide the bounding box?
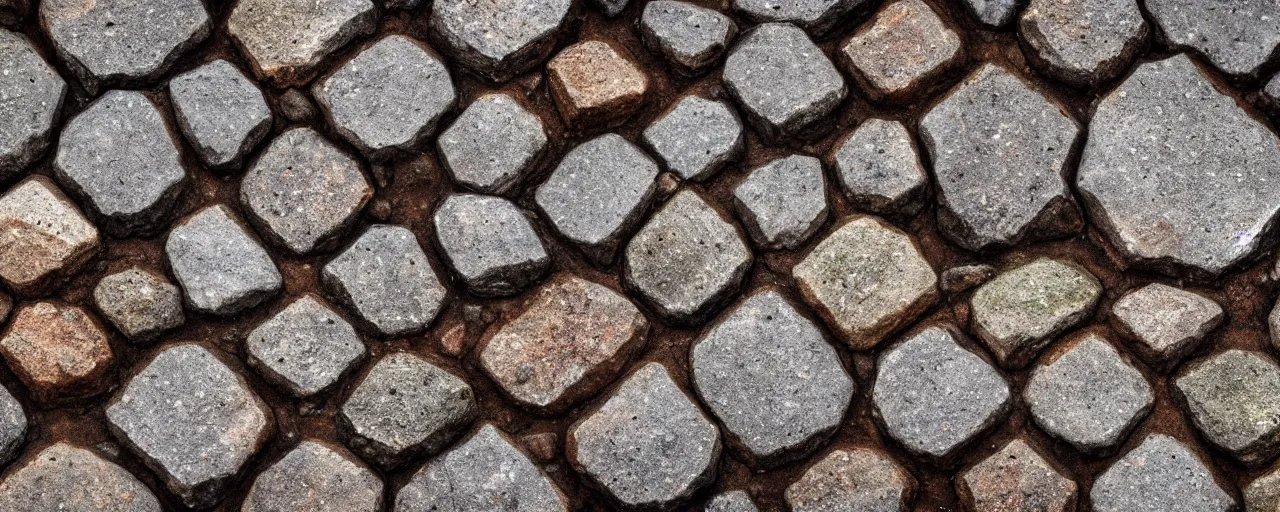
[7,0,1280,510]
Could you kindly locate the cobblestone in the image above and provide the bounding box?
[691,289,853,467]
[428,0,571,82]
[92,267,184,343]
[570,362,720,509]
[0,177,99,295]
[642,95,744,182]
[168,59,272,169]
[1114,283,1223,371]
[547,40,648,130]
[54,90,186,237]
[840,0,962,100]
[1245,465,1280,512]
[246,295,366,398]
[165,204,283,316]
[107,343,272,509]
[227,0,376,85]
[830,118,928,218]
[434,193,549,297]
[970,258,1101,368]
[732,155,829,251]
[1146,0,1280,77]
[957,438,1077,512]
[963,0,1021,27]
[480,275,647,413]
[640,1,737,74]
[1018,0,1148,86]
[339,352,477,468]
[0,301,112,401]
[723,23,846,140]
[243,440,382,512]
[0,443,160,511]
[732,0,864,35]
[0,385,21,466]
[1091,434,1233,512]
[1175,350,1280,466]
[0,29,65,181]
[793,215,937,350]
[785,447,914,512]
[624,189,752,322]
[322,225,448,337]
[314,35,456,158]
[397,424,567,512]
[438,93,547,195]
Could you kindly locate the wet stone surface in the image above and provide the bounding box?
[397,424,567,512]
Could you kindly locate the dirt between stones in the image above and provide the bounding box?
[4,0,1280,510]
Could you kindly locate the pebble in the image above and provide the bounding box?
[0,442,160,511]
[1018,0,1148,86]
[691,289,854,466]
[243,440,383,512]
[0,177,99,295]
[624,189,752,323]
[246,294,366,398]
[0,301,112,401]
[428,0,572,82]
[165,204,283,316]
[241,127,372,255]
[338,351,477,468]
[642,95,744,182]
[570,362,720,509]
[227,0,376,84]
[479,275,648,412]
[840,0,962,100]
[1024,334,1154,453]
[40,0,210,93]
[313,35,456,158]
[106,343,272,509]
[168,59,273,168]
[940,264,997,294]
[723,23,846,140]
[438,93,547,195]
[322,225,449,337]
[970,258,1101,368]
[793,215,937,350]
[433,193,550,297]
[1114,283,1223,371]
[873,325,1011,459]
[957,438,1077,512]
[785,447,915,512]
[536,133,660,264]
[396,424,568,512]
[53,90,186,237]
[92,267,184,343]
[829,118,928,217]
[0,29,66,180]
[1077,53,1280,276]
[278,88,316,122]
[1091,433,1233,512]
[640,1,737,74]
[547,40,648,130]
[732,154,829,251]
[1174,350,1280,466]
[920,63,1081,251]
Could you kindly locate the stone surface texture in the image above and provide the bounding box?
[242,440,383,512]
[958,438,1077,512]
[732,0,863,34]
[0,177,99,294]
[732,155,829,251]
[0,301,112,401]
[785,447,914,512]
[433,193,549,297]
[0,443,160,512]
[169,59,272,168]
[246,295,366,398]
[227,0,376,84]
[723,23,846,139]
[165,204,283,316]
[397,424,567,512]
[322,225,448,337]
[547,40,648,129]
[840,0,962,100]
[1113,283,1223,370]
[643,95,744,181]
[438,93,547,195]
[641,1,737,74]
[429,0,572,82]
[0,29,65,181]
[1175,350,1280,466]
[830,118,928,217]
[1146,0,1280,76]
[970,258,1101,368]
[1091,434,1233,512]
[1018,0,1148,86]
[93,267,184,343]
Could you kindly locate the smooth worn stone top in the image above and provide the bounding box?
[1146,0,1280,76]
[0,443,161,512]
[570,362,720,509]
[1018,0,1148,86]
[314,35,456,157]
[397,424,568,512]
[536,133,659,258]
[40,0,210,91]
[920,63,1081,252]
[640,1,737,73]
[322,225,448,337]
[0,301,112,400]
[438,93,547,195]
[958,438,1077,512]
[54,90,186,236]
[1024,334,1154,453]
[691,289,854,466]
[873,326,1011,459]
[92,267,185,343]
[1091,434,1233,512]
[785,447,914,512]
[723,23,846,139]
[732,0,863,34]
[246,295,366,397]
[0,177,99,294]
[1077,54,1280,277]
[106,344,272,509]
[429,0,572,82]
[227,0,376,85]
[830,118,928,217]
[733,154,829,251]
[433,193,549,297]
[840,0,962,99]
[165,204,283,316]
[643,95,744,182]
[241,127,372,255]
[243,440,383,512]
[480,275,648,412]
[793,215,937,350]
[624,189,752,322]
[970,258,1101,368]
[1112,283,1223,368]
[0,29,66,180]
[1175,350,1280,466]
[168,59,273,168]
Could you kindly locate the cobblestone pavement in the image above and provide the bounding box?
[5,0,1280,510]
